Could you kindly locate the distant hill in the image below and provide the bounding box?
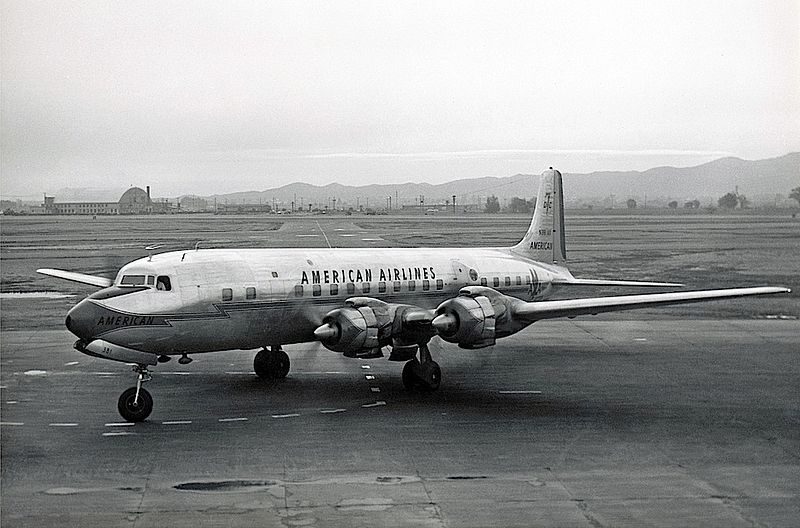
[205,153,799,209]
[37,153,798,208]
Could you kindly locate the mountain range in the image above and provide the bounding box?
[47,153,798,208]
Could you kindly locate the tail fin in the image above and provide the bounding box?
[510,168,566,264]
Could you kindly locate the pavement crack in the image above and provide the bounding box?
[416,470,446,528]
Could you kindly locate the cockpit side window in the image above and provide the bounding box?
[156,276,172,291]
[120,275,146,286]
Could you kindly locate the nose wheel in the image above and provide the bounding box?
[117,365,153,422]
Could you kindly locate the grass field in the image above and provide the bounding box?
[1,212,797,330]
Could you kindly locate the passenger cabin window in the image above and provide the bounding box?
[408,280,416,291]
[312,285,321,297]
[504,277,511,286]
[378,282,386,293]
[330,284,339,295]
[294,285,304,297]
[246,287,256,300]
[516,276,522,285]
[271,271,279,278]
[156,276,172,291]
[422,280,430,291]
[121,275,146,286]
[347,283,355,295]
[393,281,401,292]
[222,288,233,301]
[480,277,487,286]
[147,275,155,286]
[436,279,444,290]
[362,282,371,294]
[493,277,500,287]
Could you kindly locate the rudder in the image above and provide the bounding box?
[510,168,566,264]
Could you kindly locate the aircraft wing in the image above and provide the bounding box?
[37,268,113,288]
[553,278,684,287]
[511,286,790,322]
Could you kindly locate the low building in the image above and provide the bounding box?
[41,186,174,215]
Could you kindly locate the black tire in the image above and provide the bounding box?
[418,361,441,392]
[254,349,290,380]
[117,387,153,422]
[276,350,290,379]
[402,359,420,390]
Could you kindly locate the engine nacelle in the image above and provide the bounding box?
[433,287,529,349]
[314,298,429,358]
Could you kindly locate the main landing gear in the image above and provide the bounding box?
[402,340,441,391]
[118,364,153,422]
[254,346,290,380]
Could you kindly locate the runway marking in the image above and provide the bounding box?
[315,221,333,248]
[361,365,371,370]
[365,375,376,380]
[0,422,24,426]
[162,420,192,425]
[634,338,648,341]
[92,372,118,376]
[224,371,253,375]
[320,408,347,414]
[271,413,300,419]
[362,401,386,408]
[105,422,135,427]
[218,417,248,422]
[162,372,193,375]
[370,387,381,393]
[361,238,382,241]
[102,431,135,437]
[0,386,6,389]
[65,361,79,366]
[499,390,542,395]
[296,234,319,237]
[49,423,78,427]
[23,370,47,376]
[339,234,355,237]
[6,401,18,404]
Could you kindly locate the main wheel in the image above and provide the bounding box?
[275,350,290,378]
[418,361,441,392]
[402,359,420,390]
[254,349,290,380]
[117,387,153,422]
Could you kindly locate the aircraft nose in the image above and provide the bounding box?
[66,299,95,341]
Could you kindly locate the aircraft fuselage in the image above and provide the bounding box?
[66,247,563,354]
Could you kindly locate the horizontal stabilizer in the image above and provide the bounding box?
[554,278,684,287]
[37,268,113,288]
[512,286,790,322]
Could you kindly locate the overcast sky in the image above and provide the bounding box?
[2,1,798,198]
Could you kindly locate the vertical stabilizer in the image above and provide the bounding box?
[510,169,566,264]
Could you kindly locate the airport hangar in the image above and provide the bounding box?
[41,186,172,215]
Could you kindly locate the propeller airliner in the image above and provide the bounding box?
[38,169,790,422]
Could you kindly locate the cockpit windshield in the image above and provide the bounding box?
[120,275,147,286]
[119,274,172,290]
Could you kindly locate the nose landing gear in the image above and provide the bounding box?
[117,364,153,422]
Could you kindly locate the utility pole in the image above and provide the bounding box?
[452,194,456,214]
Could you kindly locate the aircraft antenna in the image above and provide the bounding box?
[145,244,164,262]
[195,241,201,251]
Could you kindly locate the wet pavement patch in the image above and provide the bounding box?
[174,480,278,492]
